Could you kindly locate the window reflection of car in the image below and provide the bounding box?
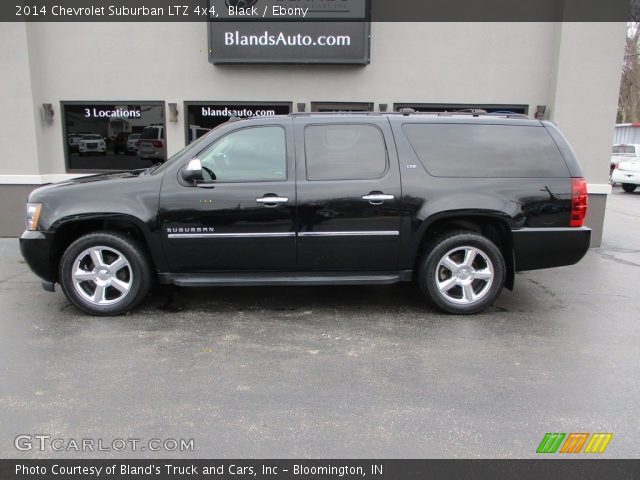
[200,127,286,182]
[126,133,141,153]
[137,125,165,162]
[611,159,640,193]
[78,134,106,155]
[611,144,640,176]
[189,125,211,144]
[68,134,82,153]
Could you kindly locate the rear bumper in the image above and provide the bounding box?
[138,149,163,159]
[19,230,56,283]
[512,227,591,272]
[611,169,640,185]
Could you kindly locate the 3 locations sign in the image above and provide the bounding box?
[207,0,370,64]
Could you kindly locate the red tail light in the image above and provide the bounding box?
[570,177,588,227]
[152,140,163,148]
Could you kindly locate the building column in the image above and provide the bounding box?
[549,22,627,246]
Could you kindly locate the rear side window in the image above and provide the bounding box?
[140,127,159,139]
[304,124,387,181]
[140,127,164,139]
[613,145,635,154]
[402,124,570,178]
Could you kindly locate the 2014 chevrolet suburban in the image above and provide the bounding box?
[20,111,591,316]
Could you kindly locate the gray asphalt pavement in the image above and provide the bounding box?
[1,186,639,459]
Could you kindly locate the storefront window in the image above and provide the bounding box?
[184,102,292,144]
[311,102,373,112]
[393,103,529,115]
[62,102,166,172]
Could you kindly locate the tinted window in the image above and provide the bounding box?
[140,127,160,139]
[402,124,570,178]
[304,124,387,181]
[198,126,286,182]
[613,145,635,154]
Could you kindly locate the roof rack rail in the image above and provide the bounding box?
[452,108,488,115]
[287,111,530,119]
[288,111,382,116]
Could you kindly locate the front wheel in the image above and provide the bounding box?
[419,231,506,314]
[622,183,637,193]
[59,232,151,316]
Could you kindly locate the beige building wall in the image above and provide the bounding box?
[0,21,628,240]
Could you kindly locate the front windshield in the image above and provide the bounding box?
[150,123,227,176]
[82,135,102,140]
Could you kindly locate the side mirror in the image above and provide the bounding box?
[181,158,204,183]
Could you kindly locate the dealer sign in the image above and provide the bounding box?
[207,0,370,64]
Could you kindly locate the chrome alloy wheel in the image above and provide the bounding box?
[71,246,133,306]
[435,246,494,305]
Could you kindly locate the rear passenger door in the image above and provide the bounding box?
[294,117,402,271]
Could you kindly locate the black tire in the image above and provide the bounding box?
[622,183,637,193]
[418,231,506,314]
[59,232,152,316]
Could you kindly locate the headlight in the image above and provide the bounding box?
[26,203,42,231]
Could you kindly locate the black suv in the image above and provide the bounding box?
[20,112,590,316]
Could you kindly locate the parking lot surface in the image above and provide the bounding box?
[1,186,639,458]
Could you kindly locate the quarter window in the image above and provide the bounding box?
[402,123,570,178]
[304,124,387,181]
[198,126,286,182]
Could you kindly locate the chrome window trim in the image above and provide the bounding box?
[167,231,400,239]
[168,232,295,239]
[298,231,400,237]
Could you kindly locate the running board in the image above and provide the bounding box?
[159,271,413,287]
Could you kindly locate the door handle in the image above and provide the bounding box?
[256,196,289,206]
[362,193,394,205]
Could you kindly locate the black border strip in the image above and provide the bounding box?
[3,0,637,22]
[2,459,639,480]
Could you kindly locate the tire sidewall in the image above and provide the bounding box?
[420,232,506,314]
[59,232,151,316]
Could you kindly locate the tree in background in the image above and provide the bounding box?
[619,23,640,123]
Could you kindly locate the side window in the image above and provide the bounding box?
[401,123,570,178]
[304,124,387,181]
[198,126,286,182]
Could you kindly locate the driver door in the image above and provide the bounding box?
[159,119,296,272]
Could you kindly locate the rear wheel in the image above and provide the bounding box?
[59,232,151,316]
[419,231,506,314]
[622,183,637,193]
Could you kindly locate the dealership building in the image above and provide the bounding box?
[0,19,626,244]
